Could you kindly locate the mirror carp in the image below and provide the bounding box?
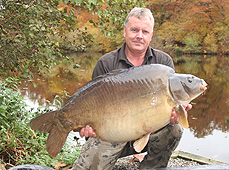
[30,64,207,158]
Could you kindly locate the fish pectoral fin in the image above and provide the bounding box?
[177,105,189,128]
[133,133,150,153]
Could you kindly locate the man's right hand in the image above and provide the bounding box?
[79,125,97,138]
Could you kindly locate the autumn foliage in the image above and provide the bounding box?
[146,0,229,54]
[70,0,229,54]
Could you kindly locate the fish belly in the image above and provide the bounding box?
[92,93,173,142]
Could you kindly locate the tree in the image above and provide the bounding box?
[146,0,229,54]
[0,0,145,78]
[0,0,79,77]
[178,0,229,53]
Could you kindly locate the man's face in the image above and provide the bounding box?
[124,16,153,53]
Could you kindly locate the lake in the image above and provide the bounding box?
[19,52,229,163]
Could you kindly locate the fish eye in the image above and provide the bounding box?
[187,77,193,83]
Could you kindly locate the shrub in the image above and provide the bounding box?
[0,77,80,168]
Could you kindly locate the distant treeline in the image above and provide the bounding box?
[68,0,229,55]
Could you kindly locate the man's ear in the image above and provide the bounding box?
[123,26,126,37]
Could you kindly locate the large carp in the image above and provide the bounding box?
[30,64,207,158]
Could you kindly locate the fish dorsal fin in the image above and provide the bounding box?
[177,105,189,128]
[133,133,150,153]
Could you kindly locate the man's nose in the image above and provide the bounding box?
[137,31,143,38]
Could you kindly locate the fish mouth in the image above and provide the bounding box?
[200,79,208,91]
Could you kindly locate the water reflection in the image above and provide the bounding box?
[19,52,100,106]
[174,55,229,138]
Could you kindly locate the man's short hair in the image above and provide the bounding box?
[125,7,155,31]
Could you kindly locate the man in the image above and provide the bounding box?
[72,7,191,170]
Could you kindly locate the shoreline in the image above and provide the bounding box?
[113,150,228,170]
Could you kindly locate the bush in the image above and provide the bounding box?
[0,77,80,168]
[183,33,201,53]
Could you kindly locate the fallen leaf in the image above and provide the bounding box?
[54,161,67,170]
[129,154,145,163]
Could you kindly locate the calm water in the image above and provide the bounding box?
[19,53,229,163]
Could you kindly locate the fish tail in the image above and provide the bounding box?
[30,111,69,158]
[46,125,69,158]
[30,111,56,133]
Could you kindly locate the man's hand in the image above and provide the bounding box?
[79,125,97,138]
[170,104,192,125]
